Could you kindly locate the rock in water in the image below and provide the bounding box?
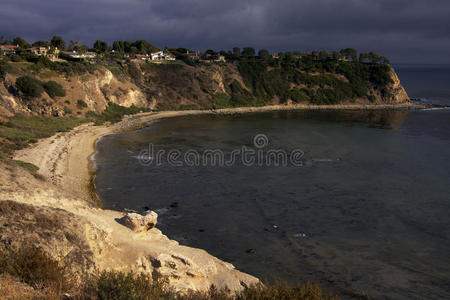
[119,210,158,232]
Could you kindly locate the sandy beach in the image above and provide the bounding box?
[8,102,425,292]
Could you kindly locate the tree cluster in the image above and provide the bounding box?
[0,36,161,56]
[112,40,159,54]
[15,75,66,99]
[359,52,390,64]
[1,35,392,67]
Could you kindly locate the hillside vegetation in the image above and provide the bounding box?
[0,48,409,121]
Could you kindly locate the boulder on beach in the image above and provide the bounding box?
[119,210,158,232]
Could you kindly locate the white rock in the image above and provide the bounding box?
[119,210,158,232]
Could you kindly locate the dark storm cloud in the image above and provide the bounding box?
[1,0,449,63]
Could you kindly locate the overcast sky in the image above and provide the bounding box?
[1,0,449,63]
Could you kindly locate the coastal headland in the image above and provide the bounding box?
[0,42,428,296]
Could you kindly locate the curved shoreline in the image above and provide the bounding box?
[88,103,427,202]
[10,102,427,292]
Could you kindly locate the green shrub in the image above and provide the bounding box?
[290,89,310,103]
[83,271,174,300]
[85,110,98,119]
[15,75,44,98]
[227,79,270,107]
[141,62,184,72]
[369,64,393,87]
[79,271,339,300]
[107,65,127,78]
[86,103,144,124]
[30,56,96,76]
[178,104,199,111]
[100,103,141,123]
[236,281,339,300]
[43,81,66,98]
[156,102,173,111]
[77,99,88,108]
[211,94,232,108]
[128,63,142,83]
[0,114,84,154]
[63,106,72,114]
[0,61,6,81]
[12,160,39,173]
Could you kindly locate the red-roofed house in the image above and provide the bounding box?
[135,54,152,61]
[0,45,18,55]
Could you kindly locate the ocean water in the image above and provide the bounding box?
[394,64,450,106]
[95,66,450,299]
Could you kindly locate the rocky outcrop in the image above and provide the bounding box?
[78,68,148,112]
[389,67,410,103]
[119,210,158,232]
[0,66,150,118]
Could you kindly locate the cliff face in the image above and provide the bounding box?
[0,60,409,119]
[388,68,410,103]
[351,67,409,105]
[0,66,147,118]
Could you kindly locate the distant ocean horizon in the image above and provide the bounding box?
[393,64,450,106]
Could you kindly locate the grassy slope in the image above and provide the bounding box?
[0,103,145,161]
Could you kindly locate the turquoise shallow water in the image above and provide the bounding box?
[95,66,450,299]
